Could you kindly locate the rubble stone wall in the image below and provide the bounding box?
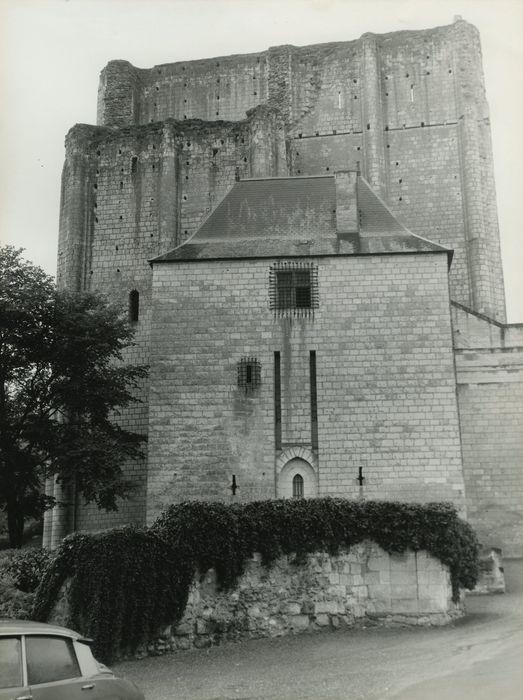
[152,543,463,654]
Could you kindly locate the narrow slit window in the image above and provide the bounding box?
[129,290,139,322]
[310,350,318,451]
[274,352,281,450]
[410,84,414,102]
[293,474,304,499]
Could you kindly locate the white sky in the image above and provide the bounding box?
[1,0,522,322]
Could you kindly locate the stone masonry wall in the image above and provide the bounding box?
[150,544,463,655]
[98,54,268,128]
[55,18,510,536]
[147,253,465,523]
[57,109,286,531]
[452,304,523,556]
[96,19,505,320]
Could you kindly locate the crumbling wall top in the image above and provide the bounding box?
[96,20,478,128]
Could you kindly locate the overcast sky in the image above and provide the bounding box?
[1,0,522,321]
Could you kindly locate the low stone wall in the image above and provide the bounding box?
[151,542,463,654]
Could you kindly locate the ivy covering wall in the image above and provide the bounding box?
[32,498,479,662]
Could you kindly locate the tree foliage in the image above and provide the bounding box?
[0,246,147,547]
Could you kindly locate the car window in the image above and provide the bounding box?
[25,635,81,685]
[0,637,23,688]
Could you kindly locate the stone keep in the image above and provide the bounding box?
[146,172,465,522]
[47,18,523,556]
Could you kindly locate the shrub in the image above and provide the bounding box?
[0,548,51,619]
[2,547,52,593]
[32,499,479,663]
[0,575,35,619]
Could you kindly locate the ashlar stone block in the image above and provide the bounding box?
[391,598,420,614]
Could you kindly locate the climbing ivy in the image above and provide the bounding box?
[32,499,479,663]
[32,528,192,663]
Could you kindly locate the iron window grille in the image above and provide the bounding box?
[237,357,261,393]
[269,261,318,318]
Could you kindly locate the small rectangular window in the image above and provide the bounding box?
[276,269,312,309]
[237,357,261,393]
[270,262,318,317]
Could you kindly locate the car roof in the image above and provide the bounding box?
[0,619,85,639]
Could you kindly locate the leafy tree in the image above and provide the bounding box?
[0,246,147,547]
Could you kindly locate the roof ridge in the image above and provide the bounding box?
[239,174,336,182]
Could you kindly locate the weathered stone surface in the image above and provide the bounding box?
[133,545,463,658]
[453,304,523,557]
[289,614,310,631]
[470,548,506,594]
[286,602,301,615]
[314,614,331,627]
[314,601,338,615]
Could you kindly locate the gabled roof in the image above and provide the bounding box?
[151,173,451,263]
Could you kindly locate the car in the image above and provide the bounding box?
[0,620,144,700]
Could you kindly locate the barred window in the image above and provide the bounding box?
[237,357,261,393]
[269,262,318,317]
[276,270,312,309]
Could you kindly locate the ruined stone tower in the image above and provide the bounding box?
[59,18,505,316]
[48,18,523,556]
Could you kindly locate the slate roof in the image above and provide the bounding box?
[356,178,451,260]
[151,174,451,263]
